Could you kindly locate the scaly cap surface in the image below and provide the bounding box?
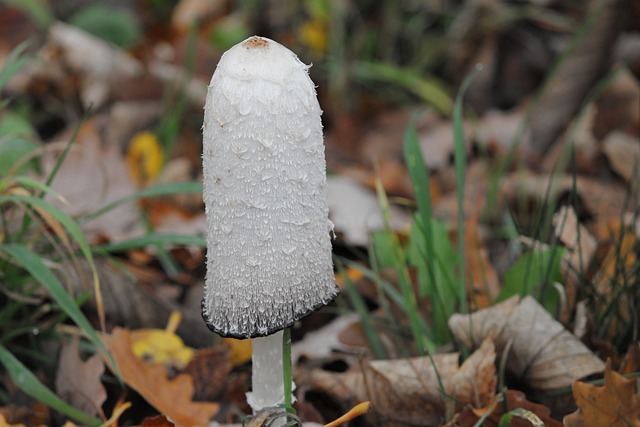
[201,36,339,338]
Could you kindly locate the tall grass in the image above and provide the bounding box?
[0,40,207,424]
[340,67,479,354]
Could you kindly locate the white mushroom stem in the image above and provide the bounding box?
[246,330,290,413]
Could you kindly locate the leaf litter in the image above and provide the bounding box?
[1,0,639,425]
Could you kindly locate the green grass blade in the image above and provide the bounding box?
[3,194,106,334]
[337,262,387,359]
[345,260,436,353]
[83,181,202,221]
[0,244,117,380]
[0,39,33,91]
[282,328,295,415]
[452,64,483,314]
[0,0,53,29]
[1,195,100,300]
[93,233,205,253]
[403,116,437,298]
[0,176,65,201]
[0,345,101,426]
[352,61,453,115]
[374,179,431,354]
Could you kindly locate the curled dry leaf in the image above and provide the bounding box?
[304,338,496,427]
[55,336,106,418]
[105,327,219,427]
[564,359,640,427]
[448,296,604,391]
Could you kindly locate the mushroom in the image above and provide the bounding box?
[201,36,339,415]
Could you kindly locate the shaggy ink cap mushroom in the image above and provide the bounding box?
[201,36,339,339]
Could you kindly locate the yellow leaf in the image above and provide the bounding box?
[224,337,252,367]
[298,19,328,53]
[131,329,195,370]
[106,328,219,427]
[127,131,164,186]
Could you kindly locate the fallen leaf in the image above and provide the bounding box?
[141,415,175,426]
[131,328,195,370]
[464,214,500,310]
[326,175,411,247]
[0,414,26,427]
[55,336,106,418]
[475,108,529,157]
[127,131,164,187]
[620,342,640,375]
[47,22,143,108]
[171,0,226,33]
[42,119,142,244]
[304,338,496,427]
[0,403,48,426]
[527,0,623,161]
[223,338,252,367]
[593,225,637,339]
[564,359,640,427]
[553,205,598,321]
[105,327,219,427]
[448,296,604,391]
[500,171,634,241]
[183,347,231,402]
[292,314,363,362]
[602,131,640,184]
[452,390,563,427]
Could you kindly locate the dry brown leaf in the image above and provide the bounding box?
[55,337,106,418]
[552,206,598,321]
[105,327,219,427]
[592,226,637,338]
[47,22,143,108]
[476,109,530,157]
[527,0,624,161]
[305,338,496,427]
[171,0,226,33]
[500,172,633,240]
[140,415,175,426]
[620,342,640,375]
[42,120,142,244]
[292,314,365,362]
[602,131,640,183]
[464,216,500,310]
[451,390,563,427]
[183,347,231,402]
[326,175,411,246]
[448,296,604,391]
[564,359,640,427]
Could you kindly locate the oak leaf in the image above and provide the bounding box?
[564,359,640,427]
[105,327,218,427]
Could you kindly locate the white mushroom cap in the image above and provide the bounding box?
[201,36,339,339]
